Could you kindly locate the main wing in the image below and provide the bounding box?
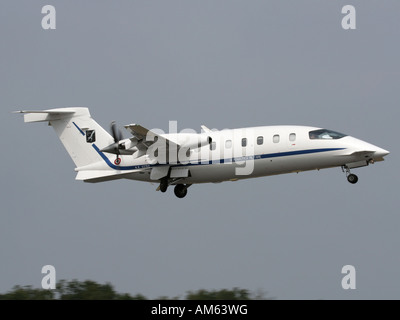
[124,124,179,147]
[124,124,180,161]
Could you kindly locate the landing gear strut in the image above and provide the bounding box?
[174,184,190,198]
[342,166,358,184]
[159,177,169,193]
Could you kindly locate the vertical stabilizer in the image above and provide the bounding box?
[15,107,114,167]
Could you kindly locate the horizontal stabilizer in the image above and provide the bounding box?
[13,108,88,123]
[13,110,75,114]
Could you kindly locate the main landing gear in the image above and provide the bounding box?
[174,184,188,198]
[342,166,358,184]
[159,177,169,193]
[157,178,191,198]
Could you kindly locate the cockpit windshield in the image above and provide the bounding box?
[309,129,347,140]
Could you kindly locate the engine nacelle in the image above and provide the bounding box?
[177,134,212,149]
[122,137,139,150]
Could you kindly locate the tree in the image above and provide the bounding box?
[0,280,147,300]
[0,285,54,300]
[56,279,116,300]
[0,280,273,300]
[185,287,250,300]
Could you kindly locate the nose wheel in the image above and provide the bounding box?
[342,166,358,184]
[347,173,358,184]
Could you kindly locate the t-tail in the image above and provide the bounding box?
[14,107,114,169]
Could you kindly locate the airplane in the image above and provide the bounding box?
[15,107,389,198]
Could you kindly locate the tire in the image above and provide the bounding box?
[174,184,187,198]
[347,174,358,184]
[160,178,168,192]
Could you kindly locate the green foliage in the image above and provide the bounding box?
[185,287,250,300]
[0,280,272,300]
[115,293,147,300]
[0,285,54,300]
[0,280,146,300]
[57,279,117,300]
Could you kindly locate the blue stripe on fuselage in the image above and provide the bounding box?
[92,144,151,170]
[91,144,345,171]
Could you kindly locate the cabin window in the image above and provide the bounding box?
[242,138,247,147]
[289,133,296,141]
[273,134,280,143]
[257,136,263,145]
[225,140,232,149]
[309,129,347,140]
[210,141,216,150]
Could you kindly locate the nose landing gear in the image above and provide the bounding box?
[347,173,358,184]
[342,166,358,184]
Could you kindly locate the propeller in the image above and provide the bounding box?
[110,121,123,143]
[110,121,123,163]
[100,121,124,164]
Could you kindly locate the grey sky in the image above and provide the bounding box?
[1,1,399,299]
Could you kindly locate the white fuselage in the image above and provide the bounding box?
[16,107,389,197]
[93,125,389,185]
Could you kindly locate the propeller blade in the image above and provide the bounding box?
[109,121,123,161]
[110,121,121,143]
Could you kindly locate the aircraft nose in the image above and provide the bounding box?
[374,147,390,158]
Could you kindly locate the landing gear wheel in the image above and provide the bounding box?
[174,184,188,198]
[160,178,168,193]
[347,174,358,184]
